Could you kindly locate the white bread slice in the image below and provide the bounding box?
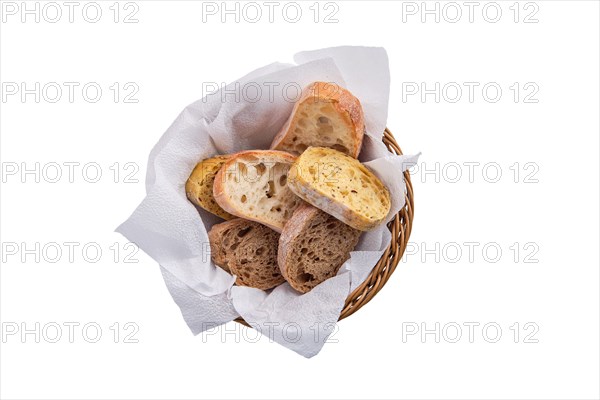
[270,82,365,158]
[213,150,303,233]
[185,155,234,220]
[209,219,284,290]
[288,147,391,231]
[278,204,361,293]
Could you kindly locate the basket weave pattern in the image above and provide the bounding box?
[236,128,414,325]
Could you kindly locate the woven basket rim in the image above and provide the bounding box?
[235,127,414,325]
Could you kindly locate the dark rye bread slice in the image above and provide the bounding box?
[208,219,284,290]
[278,204,362,293]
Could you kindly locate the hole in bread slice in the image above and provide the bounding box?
[237,226,252,237]
[296,271,315,284]
[266,180,275,198]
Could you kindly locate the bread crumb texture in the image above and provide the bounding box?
[209,219,284,290]
[280,206,361,293]
[186,155,234,220]
[215,151,303,232]
[271,82,365,158]
[288,147,391,231]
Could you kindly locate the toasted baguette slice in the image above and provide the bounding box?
[186,155,234,220]
[288,147,391,231]
[270,82,365,158]
[213,150,303,232]
[278,204,361,293]
[208,219,284,290]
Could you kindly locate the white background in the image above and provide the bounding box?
[1,1,599,399]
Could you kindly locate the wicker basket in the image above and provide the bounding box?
[236,128,414,325]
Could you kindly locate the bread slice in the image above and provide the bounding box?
[288,147,391,231]
[186,155,234,220]
[213,150,303,232]
[208,219,284,290]
[278,204,361,293]
[270,82,365,158]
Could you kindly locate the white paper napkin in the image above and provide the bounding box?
[117,46,419,358]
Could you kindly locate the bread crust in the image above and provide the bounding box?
[207,220,232,273]
[278,204,361,293]
[270,82,365,158]
[185,155,234,220]
[288,181,377,231]
[213,150,300,232]
[277,204,317,282]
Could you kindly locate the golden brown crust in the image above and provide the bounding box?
[270,82,365,158]
[186,155,234,220]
